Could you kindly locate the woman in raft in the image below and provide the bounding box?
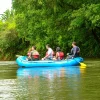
[27,46,39,61]
[53,47,64,60]
[27,48,32,60]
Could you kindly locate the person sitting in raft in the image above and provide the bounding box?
[42,44,54,60]
[53,47,64,60]
[27,48,32,61]
[67,42,80,59]
[29,46,39,61]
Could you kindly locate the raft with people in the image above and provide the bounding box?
[16,42,86,67]
[16,56,84,67]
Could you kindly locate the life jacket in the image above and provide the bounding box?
[46,51,55,56]
[53,51,55,56]
[57,52,64,60]
[27,52,31,56]
[33,55,39,59]
[31,50,39,59]
[71,46,80,57]
[45,49,54,60]
[46,52,48,56]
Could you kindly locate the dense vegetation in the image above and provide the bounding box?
[0,0,100,60]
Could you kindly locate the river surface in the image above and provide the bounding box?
[0,60,100,100]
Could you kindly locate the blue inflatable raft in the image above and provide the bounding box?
[16,56,84,67]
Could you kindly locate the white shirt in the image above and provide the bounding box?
[47,48,53,59]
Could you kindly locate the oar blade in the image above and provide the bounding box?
[80,63,86,68]
[16,55,22,57]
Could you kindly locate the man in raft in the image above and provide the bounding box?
[42,44,54,60]
[67,42,80,59]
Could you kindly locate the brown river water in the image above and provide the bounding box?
[0,60,100,100]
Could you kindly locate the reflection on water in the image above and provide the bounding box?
[1,60,100,100]
[17,66,81,78]
[16,66,85,100]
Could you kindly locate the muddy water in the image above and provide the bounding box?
[0,60,100,100]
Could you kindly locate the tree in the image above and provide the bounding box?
[68,4,100,56]
[11,0,100,57]
[0,9,18,60]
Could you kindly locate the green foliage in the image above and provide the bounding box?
[0,10,19,60]
[0,0,100,60]
[12,0,100,58]
[68,3,100,57]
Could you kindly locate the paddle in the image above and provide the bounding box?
[80,62,86,67]
[80,62,86,68]
[74,58,86,68]
[16,55,22,57]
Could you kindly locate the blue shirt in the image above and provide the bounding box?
[71,46,80,57]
